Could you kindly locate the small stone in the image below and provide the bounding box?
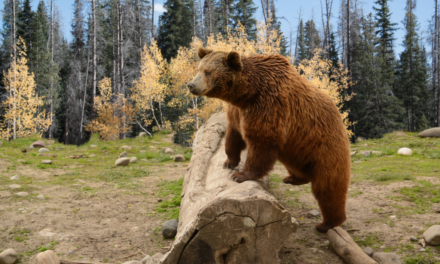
[354,161,361,164]
[140,255,151,264]
[89,154,96,158]
[33,250,60,264]
[173,154,186,162]
[164,148,174,155]
[67,251,74,255]
[307,209,320,218]
[409,236,417,242]
[121,145,132,151]
[10,175,19,180]
[32,141,45,148]
[91,144,98,148]
[41,160,52,164]
[0,248,18,264]
[16,192,28,197]
[139,132,147,137]
[372,252,402,264]
[37,195,45,200]
[157,198,163,202]
[38,148,50,153]
[350,151,356,156]
[162,219,179,239]
[423,225,440,246]
[363,151,371,157]
[420,248,426,252]
[9,184,21,190]
[39,228,56,237]
[389,215,396,220]
[104,239,109,242]
[139,150,146,153]
[412,226,422,231]
[129,157,138,164]
[149,146,155,149]
[372,151,382,155]
[119,151,128,158]
[419,238,426,248]
[115,157,130,166]
[363,247,373,257]
[30,145,35,149]
[40,207,45,212]
[397,147,412,156]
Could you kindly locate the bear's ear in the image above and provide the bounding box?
[226,51,243,72]
[197,47,213,59]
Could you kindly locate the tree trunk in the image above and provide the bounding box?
[328,227,378,264]
[152,0,155,39]
[193,0,196,37]
[92,0,97,111]
[436,0,440,126]
[12,0,16,140]
[159,113,299,264]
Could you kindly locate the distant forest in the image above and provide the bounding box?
[0,0,438,145]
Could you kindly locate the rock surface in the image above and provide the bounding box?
[122,261,143,264]
[41,160,52,164]
[32,250,60,264]
[139,132,147,137]
[140,255,151,264]
[145,253,164,264]
[119,151,128,158]
[418,127,440,138]
[9,184,21,190]
[162,219,178,239]
[38,148,50,153]
[307,209,320,218]
[363,151,371,157]
[130,157,138,163]
[0,248,18,264]
[121,145,132,150]
[37,195,45,200]
[363,247,373,257]
[10,175,19,180]
[91,144,98,148]
[32,141,45,148]
[372,252,402,264]
[115,157,130,166]
[39,229,56,237]
[16,192,28,197]
[423,225,440,246]
[173,154,186,162]
[164,148,174,155]
[350,151,356,156]
[397,148,412,156]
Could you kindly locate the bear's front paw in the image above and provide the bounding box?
[223,159,239,169]
[230,172,259,182]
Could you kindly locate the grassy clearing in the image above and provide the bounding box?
[155,178,184,220]
[390,180,440,214]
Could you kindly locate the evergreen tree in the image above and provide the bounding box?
[304,19,321,59]
[395,0,431,131]
[268,3,287,56]
[231,0,257,40]
[158,0,193,60]
[328,31,340,79]
[296,19,307,63]
[17,0,34,54]
[215,0,235,37]
[351,13,403,138]
[373,0,397,65]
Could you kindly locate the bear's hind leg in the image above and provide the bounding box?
[311,171,349,233]
[283,169,310,185]
[224,127,246,169]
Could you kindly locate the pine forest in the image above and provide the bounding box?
[0,0,438,145]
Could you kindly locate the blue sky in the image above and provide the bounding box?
[1,0,434,56]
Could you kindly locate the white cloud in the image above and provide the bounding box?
[154,3,167,13]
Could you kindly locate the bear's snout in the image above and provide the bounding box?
[188,83,196,93]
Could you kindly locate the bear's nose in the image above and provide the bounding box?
[188,83,195,92]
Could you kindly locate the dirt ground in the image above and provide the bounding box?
[1,133,440,263]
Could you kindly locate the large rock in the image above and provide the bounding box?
[9,184,21,190]
[162,219,178,239]
[397,148,412,156]
[41,160,52,164]
[38,148,49,153]
[32,250,60,264]
[145,253,164,264]
[418,127,440,138]
[423,225,440,246]
[115,158,130,166]
[0,248,18,264]
[32,141,45,148]
[173,154,186,162]
[372,253,401,264]
[119,151,129,158]
[164,148,174,155]
[129,157,138,163]
[16,192,29,197]
[38,229,56,237]
[363,247,373,257]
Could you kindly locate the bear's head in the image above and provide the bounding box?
[188,47,243,102]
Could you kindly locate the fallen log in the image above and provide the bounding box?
[160,113,298,264]
[327,227,377,264]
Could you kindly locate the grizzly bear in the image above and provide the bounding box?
[187,47,351,233]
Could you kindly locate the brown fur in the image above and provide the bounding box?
[189,47,351,233]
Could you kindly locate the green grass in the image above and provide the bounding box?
[396,180,440,214]
[353,234,382,248]
[155,178,184,219]
[99,166,151,189]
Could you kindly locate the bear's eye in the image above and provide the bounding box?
[205,71,211,77]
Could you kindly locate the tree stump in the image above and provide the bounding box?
[160,113,298,264]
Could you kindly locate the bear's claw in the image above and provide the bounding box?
[223,161,238,169]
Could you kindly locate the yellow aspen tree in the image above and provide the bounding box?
[131,40,169,132]
[295,49,354,137]
[85,77,135,140]
[0,37,51,140]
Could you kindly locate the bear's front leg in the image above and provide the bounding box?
[231,144,277,182]
[223,127,246,169]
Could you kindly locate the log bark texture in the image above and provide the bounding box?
[327,227,378,264]
[160,112,298,264]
